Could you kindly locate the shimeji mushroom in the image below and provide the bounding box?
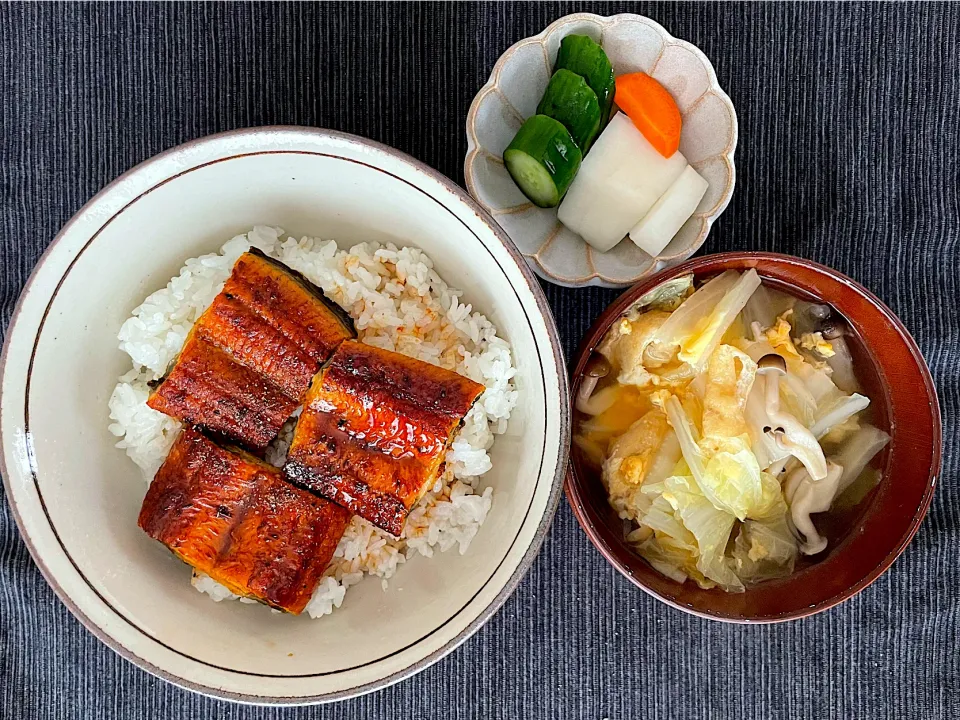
[820,319,860,393]
[755,354,828,481]
[576,353,612,414]
[783,461,844,555]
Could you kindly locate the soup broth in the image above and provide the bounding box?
[573,271,891,592]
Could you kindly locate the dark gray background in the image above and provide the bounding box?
[1,2,957,718]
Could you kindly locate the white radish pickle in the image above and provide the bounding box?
[629,165,709,257]
[558,112,687,252]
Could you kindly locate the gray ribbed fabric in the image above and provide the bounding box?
[1,3,957,718]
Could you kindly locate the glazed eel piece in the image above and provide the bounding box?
[284,340,485,536]
[138,428,351,614]
[147,249,356,449]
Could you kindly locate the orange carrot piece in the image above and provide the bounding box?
[614,73,682,158]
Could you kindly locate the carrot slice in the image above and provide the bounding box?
[614,73,682,158]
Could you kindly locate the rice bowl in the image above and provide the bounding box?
[0,127,569,702]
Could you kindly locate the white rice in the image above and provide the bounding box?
[107,226,517,618]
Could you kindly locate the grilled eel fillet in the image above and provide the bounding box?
[138,428,351,614]
[284,340,485,536]
[147,249,356,449]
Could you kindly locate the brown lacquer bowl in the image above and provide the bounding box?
[566,252,941,622]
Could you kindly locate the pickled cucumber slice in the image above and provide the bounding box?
[537,69,602,151]
[555,35,616,125]
[504,115,583,208]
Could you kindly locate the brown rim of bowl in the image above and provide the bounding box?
[564,251,942,623]
[0,125,571,703]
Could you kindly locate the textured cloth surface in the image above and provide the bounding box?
[1,2,958,718]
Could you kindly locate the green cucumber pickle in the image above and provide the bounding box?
[504,115,582,208]
[537,69,602,151]
[555,34,616,126]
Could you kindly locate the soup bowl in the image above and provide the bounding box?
[565,252,941,622]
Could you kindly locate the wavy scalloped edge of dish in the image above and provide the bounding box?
[465,12,739,288]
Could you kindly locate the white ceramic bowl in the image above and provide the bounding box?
[465,13,738,288]
[0,128,570,704]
